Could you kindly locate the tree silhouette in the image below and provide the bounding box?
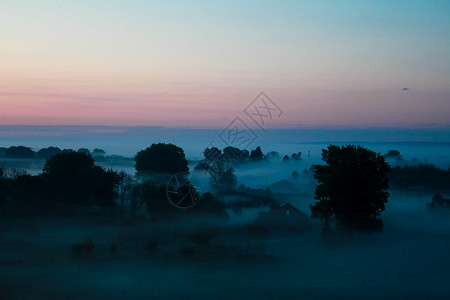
[203,147,222,161]
[310,145,390,233]
[291,152,301,160]
[117,171,134,216]
[223,146,248,161]
[8,174,49,212]
[209,162,237,191]
[43,151,95,176]
[0,168,12,211]
[250,146,263,161]
[194,192,229,220]
[43,151,118,207]
[5,146,35,159]
[389,164,450,189]
[135,143,188,175]
[142,180,170,220]
[384,150,402,160]
[77,148,91,156]
[93,148,106,155]
[37,147,62,159]
[3,168,28,180]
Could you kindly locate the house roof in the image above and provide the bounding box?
[267,180,296,191]
[279,203,308,218]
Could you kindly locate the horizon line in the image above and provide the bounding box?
[1,124,450,130]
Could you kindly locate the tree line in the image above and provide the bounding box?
[0,144,229,221]
[2,142,447,235]
[0,146,106,160]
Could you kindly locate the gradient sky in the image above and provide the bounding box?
[1,0,449,128]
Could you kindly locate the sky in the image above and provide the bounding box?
[1,0,449,128]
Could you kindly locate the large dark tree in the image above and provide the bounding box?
[135,143,189,175]
[310,145,390,233]
[42,151,118,207]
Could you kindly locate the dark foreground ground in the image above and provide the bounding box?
[1,193,450,300]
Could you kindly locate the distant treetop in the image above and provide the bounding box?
[37,147,62,159]
[93,148,106,155]
[5,146,35,159]
[77,148,91,155]
[43,151,95,176]
[384,150,403,161]
[250,146,264,161]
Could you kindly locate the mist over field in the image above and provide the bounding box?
[1,184,450,299]
[1,204,449,300]
[1,125,450,169]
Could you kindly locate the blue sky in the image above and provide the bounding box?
[1,0,449,127]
